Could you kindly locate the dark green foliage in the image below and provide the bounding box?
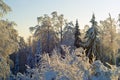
[74,20,81,48]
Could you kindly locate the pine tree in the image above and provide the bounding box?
[74,20,81,48]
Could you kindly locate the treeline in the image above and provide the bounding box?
[26,11,120,65]
[10,11,120,75]
[1,0,120,79]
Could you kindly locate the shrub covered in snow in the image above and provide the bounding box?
[10,46,120,80]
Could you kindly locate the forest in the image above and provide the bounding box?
[1,0,120,80]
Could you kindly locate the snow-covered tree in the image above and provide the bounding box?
[0,0,11,17]
[35,39,42,67]
[26,46,34,68]
[0,20,18,79]
[84,14,100,63]
[29,12,65,53]
[62,21,75,47]
[99,14,118,65]
[0,1,19,78]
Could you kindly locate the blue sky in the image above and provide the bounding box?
[4,0,120,40]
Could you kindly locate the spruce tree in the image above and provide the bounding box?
[74,20,81,48]
[85,14,100,63]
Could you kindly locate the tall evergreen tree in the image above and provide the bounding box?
[74,20,81,48]
[85,14,100,63]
